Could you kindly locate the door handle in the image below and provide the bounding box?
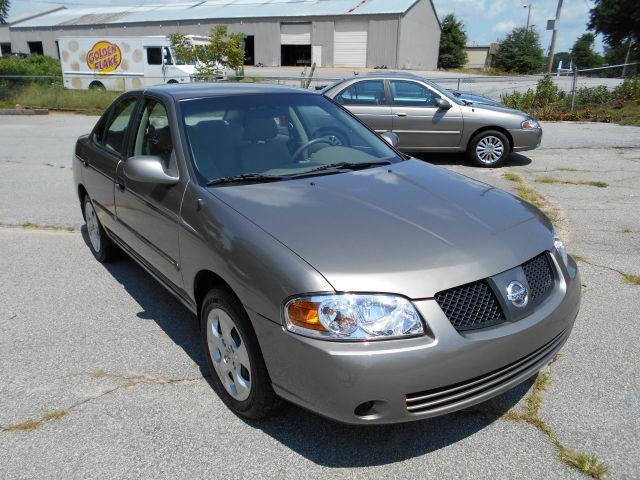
[115,177,126,191]
[395,112,407,117]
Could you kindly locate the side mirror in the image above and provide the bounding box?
[124,155,179,184]
[381,131,399,148]
[436,98,452,110]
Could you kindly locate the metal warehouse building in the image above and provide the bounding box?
[3,0,441,69]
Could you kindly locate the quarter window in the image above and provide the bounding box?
[334,80,387,106]
[390,80,440,107]
[100,97,137,155]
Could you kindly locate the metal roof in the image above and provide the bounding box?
[14,0,419,28]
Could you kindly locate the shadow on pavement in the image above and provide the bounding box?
[81,226,208,377]
[410,152,533,168]
[81,226,531,467]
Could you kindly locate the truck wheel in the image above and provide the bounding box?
[468,130,510,168]
[167,79,178,84]
[88,81,105,91]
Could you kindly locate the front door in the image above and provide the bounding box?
[114,97,186,288]
[389,80,463,150]
[332,79,392,133]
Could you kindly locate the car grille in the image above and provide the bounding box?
[405,329,567,414]
[522,252,555,302]
[435,251,556,331]
[434,280,505,331]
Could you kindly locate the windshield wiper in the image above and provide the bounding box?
[206,173,285,186]
[289,160,392,178]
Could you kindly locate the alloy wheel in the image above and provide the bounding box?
[84,200,101,253]
[476,136,504,165]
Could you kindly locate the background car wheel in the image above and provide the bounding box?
[83,195,117,262]
[468,130,510,168]
[314,127,350,147]
[201,289,281,419]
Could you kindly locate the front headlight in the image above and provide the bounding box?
[284,294,424,341]
[553,229,568,267]
[521,119,540,129]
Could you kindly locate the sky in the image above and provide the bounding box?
[8,0,602,54]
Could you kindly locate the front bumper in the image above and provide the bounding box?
[250,253,580,425]
[510,127,543,152]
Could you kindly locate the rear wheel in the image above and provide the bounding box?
[201,289,281,419]
[83,195,117,262]
[468,130,510,168]
[88,81,105,91]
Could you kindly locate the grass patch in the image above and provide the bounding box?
[623,228,632,233]
[2,82,118,113]
[570,253,586,262]
[553,167,592,173]
[2,410,69,432]
[501,172,560,222]
[504,371,609,479]
[20,222,77,232]
[502,172,523,183]
[622,273,640,286]
[535,177,608,188]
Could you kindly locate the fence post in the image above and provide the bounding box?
[457,78,460,90]
[571,66,577,111]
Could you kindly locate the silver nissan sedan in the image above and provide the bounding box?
[322,73,543,167]
[73,83,580,424]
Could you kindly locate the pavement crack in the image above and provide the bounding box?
[573,257,640,285]
[0,370,211,433]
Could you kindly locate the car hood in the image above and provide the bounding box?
[209,160,553,299]
[467,102,529,117]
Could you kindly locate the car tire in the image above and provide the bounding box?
[83,195,118,262]
[468,130,510,168]
[201,289,281,419]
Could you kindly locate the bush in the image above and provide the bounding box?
[0,55,62,76]
[612,78,640,102]
[575,85,609,106]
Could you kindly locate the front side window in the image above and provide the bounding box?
[181,93,403,184]
[390,80,440,107]
[334,80,387,106]
[133,100,174,166]
[100,97,137,155]
[146,47,162,65]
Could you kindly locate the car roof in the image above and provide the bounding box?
[132,82,310,101]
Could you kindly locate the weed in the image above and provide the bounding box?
[1,410,68,432]
[553,168,591,173]
[570,253,586,262]
[535,177,608,188]
[622,273,640,286]
[502,172,522,182]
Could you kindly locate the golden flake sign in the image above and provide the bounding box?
[86,41,122,73]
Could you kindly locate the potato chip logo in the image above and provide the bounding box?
[86,41,122,73]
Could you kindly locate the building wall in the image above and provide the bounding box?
[465,47,490,69]
[367,16,399,68]
[311,20,334,67]
[0,25,10,44]
[397,0,440,70]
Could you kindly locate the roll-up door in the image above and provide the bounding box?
[334,21,368,67]
[281,23,312,45]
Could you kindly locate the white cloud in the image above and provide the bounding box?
[492,20,518,34]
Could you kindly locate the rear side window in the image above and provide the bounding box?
[334,80,386,106]
[100,97,137,155]
[147,47,162,65]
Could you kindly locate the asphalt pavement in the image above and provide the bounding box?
[0,114,639,479]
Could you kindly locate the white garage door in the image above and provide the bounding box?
[334,21,368,67]
[281,23,311,45]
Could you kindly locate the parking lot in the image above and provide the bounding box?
[1,114,639,479]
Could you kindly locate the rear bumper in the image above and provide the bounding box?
[250,253,580,425]
[510,127,543,152]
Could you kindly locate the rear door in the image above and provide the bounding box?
[389,80,463,150]
[80,95,139,233]
[332,79,392,133]
[114,96,187,288]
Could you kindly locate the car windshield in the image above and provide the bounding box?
[181,93,403,185]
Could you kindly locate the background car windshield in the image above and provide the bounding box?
[181,93,402,183]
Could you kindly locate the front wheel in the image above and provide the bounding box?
[468,130,510,168]
[201,289,281,419]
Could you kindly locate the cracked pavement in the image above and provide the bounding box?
[1,115,639,478]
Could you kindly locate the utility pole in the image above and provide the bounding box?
[622,41,633,77]
[546,0,563,74]
[524,4,532,30]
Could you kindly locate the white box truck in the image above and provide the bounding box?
[57,35,215,91]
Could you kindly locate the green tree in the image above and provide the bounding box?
[169,26,245,77]
[588,0,640,47]
[0,0,10,24]
[495,27,545,74]
[438,14,468,69]
[552,51,572,70]
[570,33,603,68]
